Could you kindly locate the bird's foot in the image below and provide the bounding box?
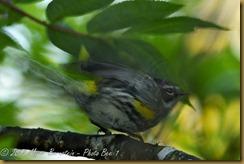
[97,128,111,135]
[128,132,144,142]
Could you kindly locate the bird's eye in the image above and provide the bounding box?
[165,88,174,95]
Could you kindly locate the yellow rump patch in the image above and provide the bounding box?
[133,100,155,120]
[84,80,98,94]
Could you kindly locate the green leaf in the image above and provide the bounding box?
[0,135,17,149]
[0,134,18,160]
[46,0,114,22]
[87,0,183,33]
[111,38,168,75]
[0,5,23,26]
[47,25,83,56]
[46,24,117,59]
[203,70,240,97]
[126,16,228,35]
[81,36,119,61]
[47,24,169,76]
[182,96,196,111]
[0,29,20,49]
[0,103,20,125]
[189,49,240,99]
[84,38,170,76]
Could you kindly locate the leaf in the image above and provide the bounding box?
[182,96,196,111]
[87,0,183,33]
[82,38,123,63]
[126,16,228,35]
[83,37,170,76]
[204,70,240,97]
[0,29,20,49]
[47,23,170,77]
[0,134,18,160]
[0,135,17,149]
[46,0,114,22]
[78,46,90,62]
[111,38,169,75]
[0,29,21,63]
[47,25,83,56]
[0,5,23,26]
[189,50,240,99]
[0,103,20,125]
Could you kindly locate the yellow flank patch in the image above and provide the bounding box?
[133,100,155,120]
[84,80,98,94]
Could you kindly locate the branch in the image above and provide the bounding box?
[0,0,87,38]
[0,126,201,160]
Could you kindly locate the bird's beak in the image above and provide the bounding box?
[179,92,190,96]
[177,91,191,97]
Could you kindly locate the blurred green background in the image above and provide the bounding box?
[0,0,240,160]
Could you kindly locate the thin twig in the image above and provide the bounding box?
[0,0,87,38]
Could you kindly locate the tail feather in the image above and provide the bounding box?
[15,55,89,106]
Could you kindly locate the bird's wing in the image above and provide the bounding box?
[80,61,162,107]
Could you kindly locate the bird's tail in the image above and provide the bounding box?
[14,54,90,106]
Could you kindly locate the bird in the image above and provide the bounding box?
[25,58,186,141]
[76,61,186,140]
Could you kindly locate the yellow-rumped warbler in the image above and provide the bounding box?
[25,58,186,140]
[76,61,186,140]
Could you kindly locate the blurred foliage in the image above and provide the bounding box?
[0,0,240,160]
[0,134,18,160]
